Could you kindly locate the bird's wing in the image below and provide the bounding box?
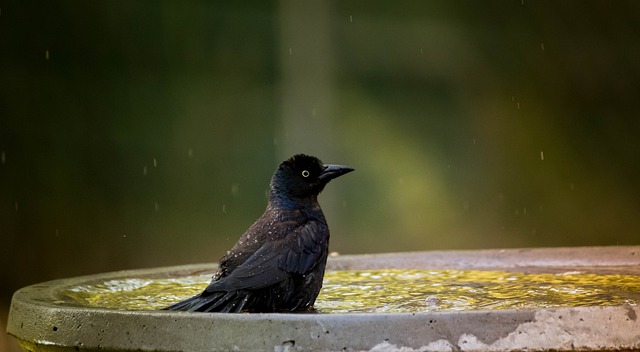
[205,220,327,292]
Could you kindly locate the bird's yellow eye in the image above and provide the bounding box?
[301,170,310,177]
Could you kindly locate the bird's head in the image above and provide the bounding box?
[270,154,354,201]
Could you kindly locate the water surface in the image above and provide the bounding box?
[64,269,640,313]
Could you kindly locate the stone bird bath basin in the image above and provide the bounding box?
[7,246,640,351]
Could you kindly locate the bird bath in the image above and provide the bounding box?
[7,246,640,351]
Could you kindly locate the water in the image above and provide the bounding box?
[63,269,640,313]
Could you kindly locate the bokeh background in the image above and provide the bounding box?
[2,1,640,350]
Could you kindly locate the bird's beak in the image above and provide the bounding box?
[319,164,354,182]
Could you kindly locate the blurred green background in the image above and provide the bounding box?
[2,1,640,349]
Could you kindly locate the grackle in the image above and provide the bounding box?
[164,154,353,313]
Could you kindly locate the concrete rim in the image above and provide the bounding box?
[7,246,640,351]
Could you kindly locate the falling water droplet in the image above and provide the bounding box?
[153,158,157,167]
[143,166,148,176]
[349,15,353,23]
[45,50,50,60]
[425,296,440,309]
[231,183,240,197]
[188,148,193,158]
[540,151,544,161]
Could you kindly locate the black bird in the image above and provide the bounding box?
[165,154,353,313]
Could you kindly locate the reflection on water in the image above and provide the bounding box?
[64,270,640,313]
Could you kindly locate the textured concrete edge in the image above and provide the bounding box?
[371,305,640,352]
[327,245,640,272]
[8,299,640,351]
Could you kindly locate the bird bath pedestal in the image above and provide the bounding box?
[7,246,640,351]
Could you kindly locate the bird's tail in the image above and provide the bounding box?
[163,291,251,313]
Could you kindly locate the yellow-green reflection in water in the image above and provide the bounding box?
[64,270,640,313]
